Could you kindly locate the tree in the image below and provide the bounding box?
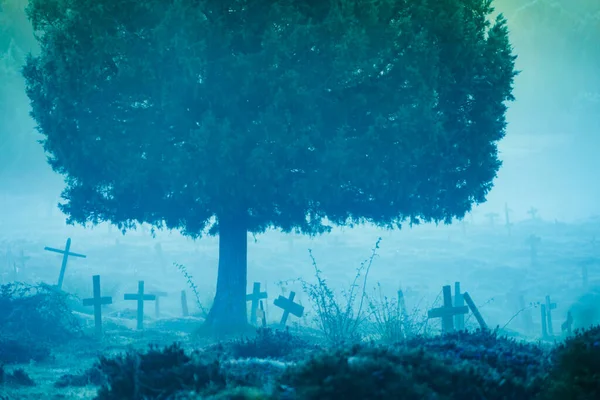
[22,0,517,333]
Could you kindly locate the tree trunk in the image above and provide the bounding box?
[203,215,248,335]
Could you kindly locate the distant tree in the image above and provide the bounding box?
[23,0,517,333]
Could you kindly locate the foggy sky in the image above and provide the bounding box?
[1,0,598,223]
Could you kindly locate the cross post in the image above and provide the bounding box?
[463,292,488,331]
[44,238,86,289]
[124,281,156,330]
[82,275,112,338]
[453,282,465,330]
[246,282,268,325]
[274,291,304,326]
[181,290,189,317]
[427,285,469,333]
[544,295,557,336]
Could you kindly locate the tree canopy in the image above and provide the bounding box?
[23,0,516,237]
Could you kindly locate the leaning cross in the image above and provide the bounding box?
[82,275,113,338]
[427,285,469,334]
[463,292,488,331]
[274,291,304,326]
[44,238,86,290]
[246,282,268,325]
[124,281,156,330]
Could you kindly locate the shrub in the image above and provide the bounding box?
[275,330,549,400]
[95,343,225,399]
[541,325,600,399]
[230,328,315,361]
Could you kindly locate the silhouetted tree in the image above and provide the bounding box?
[23,0,517,333]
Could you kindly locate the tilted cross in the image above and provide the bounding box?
[82,275,113,338]
[427,285,469,334]
[124,280,156,330]
[274,291,304,326]
[44,238,86,289]
[246,282,268,325]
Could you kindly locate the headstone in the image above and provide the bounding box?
[463,292,488,331]
[82,275,113,338]
[527,207,539,220]
[152,291,168,318]
[246,282,268,325]
[181,290,189,317]
[274,291,304,326]
[561,311,573,336]
[544,295,557,336]
[427,285,469,333]
[124,281,156,330]
[453,282,465,330]
[44,238,87,289]
[526,234,541,267]
[485,212,499,227]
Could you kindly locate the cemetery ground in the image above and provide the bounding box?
[1,205,600,399]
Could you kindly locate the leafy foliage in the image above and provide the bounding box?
[23,0,516,236]
[0,282,81,364]
[541,325,600,399]
[95,343,225,400]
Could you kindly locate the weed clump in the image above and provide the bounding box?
[541,324,600,399]
[230,328,316,361]
[0,366,36,386]
[95,343,225,399]
[0,282,81,364]
[275,330,549,400]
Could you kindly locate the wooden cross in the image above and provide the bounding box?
[463,292,488,331]
[152,291,168,318]
[504,203,513,235]
[485,212,499,226]
[124,281,156,330]
[527,207,539,220]
[82,275,113,338]
[181,290,189,317]
[44,238,86,290]
[274,291,304,326]
[526,234,541,266]
[544,295,557,337]
[453,282,465,330]
[258,300,267,328]
[427,285,469,334]
[246,282,268,325]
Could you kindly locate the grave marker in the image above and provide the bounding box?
[544,295,557,336]
[527,207,539,220]
[124,281,156,330]
[82,275,112,338]
[246,282,268,325]
[463,292,488,331]
[44,238,87,289]
[274,291,304,326]
[258,300,267,328]
[504,203,513,236]
[152,291,168,318]
[181,290,189,317]
[485,212,499,227]
[427,285,469,333]
[526,234,541,267]
[453,282,465,330]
